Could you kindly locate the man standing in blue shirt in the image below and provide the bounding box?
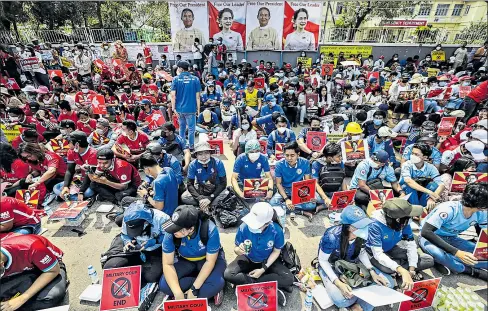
[171,61,201,151]
[419,184,488,279]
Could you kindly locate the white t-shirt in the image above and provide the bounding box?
[392,119,411,133]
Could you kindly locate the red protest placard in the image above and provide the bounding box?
[237,281,277,311]
[94,58,105,69]
[15,189,40,209]
[305,93,318,108]
[437,117,456,137]
[49,201,88,221]
[90,94,107,115]
[145,110,165,131]
[259,140,267,155]
[306,131,327,152]
[367,71,380,81]
[459,85,471,98]
[473,229,488,261]
[50,138,70,155]
[291,179,316,205]
[3,78,21,90]
[160,298,208,311]
[244,178,269,198]
[450,172,487,192]
[112,143,131,157]
[442,87,453,100]
[398,278,441,311]
[321,64,334,77]
[330,190,357,210]
[411,98,424,113]
[48,69,64,83]
[426,89,444,98]
[208,139,224,155]
[254,77,265,89]
[100,265,141,311]
[172,114,179,129]
[112,59,122,68]
[275,143,284,160]
[369,189,394,210]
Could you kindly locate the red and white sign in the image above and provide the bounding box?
[291,179,316,205]
[237,281,277,311]
[19,57,39,71]
[145,110,165,131]
[254,77,265,89]
[330,190,357,210]
[49,201,88,221]
[100,265,141,311]
[450,172,487,192]
[437,117,456,137]
[94,59,106,69]
[15,189,40,209]
[306,131,327,152]
[2,77,20,90]
[322,64,334,77]
[207,139,224,155]
[367,71,380,81]
[160,298,208,311]
[459,85,471,98]
[442,87,453,100]
[48,69,64,83]
[398,278,441,311]
[275,143,284,160]
[370,189,394,210]
[90,94,107,115]
[305,93,318,108]
[112,59,122,68]
[381,20,427,27]
[473,229,488,261]
[411,98,424,113]
[259,140,267,155]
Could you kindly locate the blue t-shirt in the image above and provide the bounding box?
[402,144,442,166]
[197,111,219,126]
[201,92,222,104]
[260,104,284,118]
[187,157,226,184]
[349,159,397,189]
[153,167,179,217]
[421,201,488,237]
[235,222,285,263]
[319,225,357,261]
[158,134,189,151]
[366,219,414,252]
[224,76,238,88]
[158,153,183,185]
[163,220,221,260]
[233,153,270,182]
[171,72,201,113]
[399,161,441,185]
[255,114,290,135]
[267,129,296,156]
[275,157,311,188]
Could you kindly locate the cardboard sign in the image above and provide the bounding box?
[291,179,316,205]
[411,98,424,113]
[237,281,277,311]
[330,190,357,210]
[398,278,441,311]
[92,132,110,145]
[341,140,369,162]
[207,139,224,155]
[370,189,394,210]
[100,265,141,311]
[442,87,453,100]
[327,134,343,143]
[90,94,107,115]
[3,78,20,90]
[305,93,318,108]
[60,57,72,68]
[160,298,208,311]
[15,190,40,209]
[20,57,39,71]
[306,131,327,152]
[459,85,471,98]
[383,81,392,93]
[145,111,165,130]
[297,57,312,68]
[94,58,106,69]
[49,201,88,221]
[0,124,21,142]
[321,64,334,77]
[254,77,265,89]
[112,59,123,68]
[50,138,70,155]
[437,117,456,137]
[473,229,488,261]
[367,71,380,81]
[450,172,488,193]
[48,70,64,83]
[259,140,267,155]
[243,178,269,198]
[426,88,443,98]
[398,91,417,101]
[427,68,440,78]
[431,50,445,62]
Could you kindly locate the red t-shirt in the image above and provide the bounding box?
[76,119,97,135]
[74,90,97,106]
[11,134,45,150]
[66,147,98,167]
[30,151,67,177]
[115,113,135,124]
[0,159,30,183]
[116,131,149,154]
[467,80,488,103]
[140,83,158,95]
[120,93,139,108]
[0,197,40,228]
[57,112,78,124]
[97,158,141,187]
[143,46,152,64]
[0,235,63,277]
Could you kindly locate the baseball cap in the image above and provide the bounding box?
[419,132,438,143]
[241,202,275,230]
[162,205,199,233]
[68,130,87,144]
[203,109,212,123]
[146,142,163,155]
[142,73,152,79]
[340,205,373,240]
[141,99,151,106]
[97,148,114,160]
[466,140,486,161]
[472,129,487,142]
[476,119,488,130]
[97,118,110,128]
[378,126,397,138]
[371,150,390,164]
[241,58,247,63]
[369,77,378,83]
[125,219,146,238]
[383,199,423,218]
[178,61,190,70]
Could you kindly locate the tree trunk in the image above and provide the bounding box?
[97,1,104,28]
[13,20,20,41]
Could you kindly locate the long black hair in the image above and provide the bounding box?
[339,224,364,260]
[0,143,19,172]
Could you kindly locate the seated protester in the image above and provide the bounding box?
[140,73,157,95]
[312,143,347,197]
[49,87,75,108]
[99,84,120,115]
[74,82,97,110]
[366,199,434,286]
[367,126,399,168]
[119,83,138,111]
[362,110,387,137]
[88,148,141,204]
[181,142,227,213]
[115,120,150,163]
[115,104,136,123]
[466,102,488,127]
[137,154,179,216]
[160,205,226,306]
[402,133,442,170]
[0,197,41,234]
[220,98,237,131]
[57,100,78,123]
[270,142,331,220]
[231,114,257,156]
[392,113,426,146]
[405,120,436,147]
[437,157,476,204]
[260,94,285,121]
[252,110,288,136]
[0,235,68,310]
[201,82,222,116]
[400,143,444,209]
[136,99,156,132]
[5,107,37,131]
[419,184,488,280]
[76,110,97,135]
[440,140,484,173]
[338,122,364,177]
[11,128,45,150]
[87,118,117,151]
[128,65,142,88]
[350,150,405,209]
[34,109,59,141]
[158,122,192,171]
[323,115,345,135]
[102,203,169,284]
[267,117,296,160]
[297,116,325,159]
[196,109,222,134]
[318,205,394,311]
[55,120,76,141]
[54,131,97,202]
[231,140,274,200]
[146,143,183,186]
[224,202,293,305]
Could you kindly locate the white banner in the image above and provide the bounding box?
[208,2,247,51]
[169,1,209,52]
[245,1,284,51]
[283,1,323,51]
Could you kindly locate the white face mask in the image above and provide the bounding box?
[248,152,260,162]
[103,46,109,50]
[351,135,361,141]
[410,155,422,164]
[370,159,379,168]
[436,47,441,50]
[60,129,67,135]
[96,129,105,135]
[198,158,210,165]
[249,227,262,234]
[9,116,19,122]
[75,50,81,55]
[241,124,250,130]
[81,88,89,94]
[277,127,286,134]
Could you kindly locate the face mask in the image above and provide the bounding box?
[439,82,447,87]
[351,135,361,141]
[410,154,422,164]
[331,161,341,165]
[288,90,294,95]
[249,227,262,234]
[462,82,470,86]
[96,129,105,135]
[370,159,379,168]
[311,127,321,132]
[81,88,89,94]
[124,89,131,94]
[9,116,19,122]
[277,127,286,134]
[248,152,260,162]
[241,124,250,130]
[373,119,383,126]
[198,158,210,165]
[436,47,441,50]
[393,57,398,61]
[103,46,108,50]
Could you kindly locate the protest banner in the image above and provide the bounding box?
[2,77,20,90]
[48,70,64,83]
[275,143,284,160]
[442,87,453,100]
[427,68,440,77]
[160,298,208,311]
[169,1,209,53]
[244,178,269,198]
[100,265,141,311]
[370,189,394,210]
[450,172,487,193]
[327,134,343,143]
[306,131,327,152]
[437,117,456,137]
[60,57,72,68]
[411,98,425,113]
[15,190,40,209]
[473,229,488,261]
[341,139,369,161]
[283,1,323,51]
[245,1,284,51]
[0,125,21,142]
[398,91,417,101]
[237,281,277,311]
[92,131,110,145]
[20,57,39,71]
[431,50,445,62]
[330,190,357,210]
[291,179,316,205]
[208,139,224,155]
[93,58,106,69]
[398,278,441,311]
[90,94,107,115]
[297,57,313,68]
[459,85,471,98]
[259,140,268,155]
[145,111,166,131]
[254,77,265,89]
[208,2,246,50]
[319,46,373,57]
[305,93,318,109]
[49,201,89,221]
[50,138,70,156]
[321,64,334,77]
[384,81,392,93]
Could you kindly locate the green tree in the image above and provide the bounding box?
[0,1,28,41]
[100,1,134,28]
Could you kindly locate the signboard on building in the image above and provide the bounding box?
[380,20,427,27]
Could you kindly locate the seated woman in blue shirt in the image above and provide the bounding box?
[200,82,222,116]
[318,205,394,311]
[160,205,226,306]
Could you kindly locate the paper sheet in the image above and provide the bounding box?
[38,305,70,311]
[352,285,412,307]
[96,204,114,213]
[311,284,334,309]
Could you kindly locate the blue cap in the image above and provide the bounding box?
[378,103,389,112]
[141,99,151,105]
[369,77,378,83]
[264,94,276,102]
[371,150,390,164]
[340,205,372,239]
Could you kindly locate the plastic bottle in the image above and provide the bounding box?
[304,289,313,311]
[88,265,99,284]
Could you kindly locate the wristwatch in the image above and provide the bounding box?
[262,263,269,271]
[191,285,200,297]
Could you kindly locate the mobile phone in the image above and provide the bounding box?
[88,166,98,174]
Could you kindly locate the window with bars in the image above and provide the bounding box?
[452,4,463,16]
[435,4,450,16]
[418,4,432,16]
[465,5,471,15]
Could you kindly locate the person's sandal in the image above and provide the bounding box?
[301,211,314,222]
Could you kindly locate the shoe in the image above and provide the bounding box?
[277,288,287,307]
[213,289,224,306]
[86,196,96,208]
[299,123,304,126]
[434,263,451,276]
[467,267,488,281]
[42,192,57,207]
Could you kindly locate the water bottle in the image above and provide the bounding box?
[44,204,53,217]
[304,289,313,311]
[88,265,99,284]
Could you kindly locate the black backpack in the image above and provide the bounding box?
[318,163,346,193]
[280,242,301,275]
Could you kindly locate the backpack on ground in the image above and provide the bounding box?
[213,187,250,228]
[280,242,301,275]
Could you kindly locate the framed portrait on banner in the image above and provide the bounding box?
[243,178,269,198]
[341,140,369,162]
[245,2,284,51]
[450,172,487,193]
[282,1,323,51]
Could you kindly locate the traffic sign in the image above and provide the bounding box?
[100,266,141,311]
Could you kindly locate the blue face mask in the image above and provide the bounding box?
[439,81,447,87]
[249,227,262,234]
[373,119,383,126]
[288,90,295,94]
